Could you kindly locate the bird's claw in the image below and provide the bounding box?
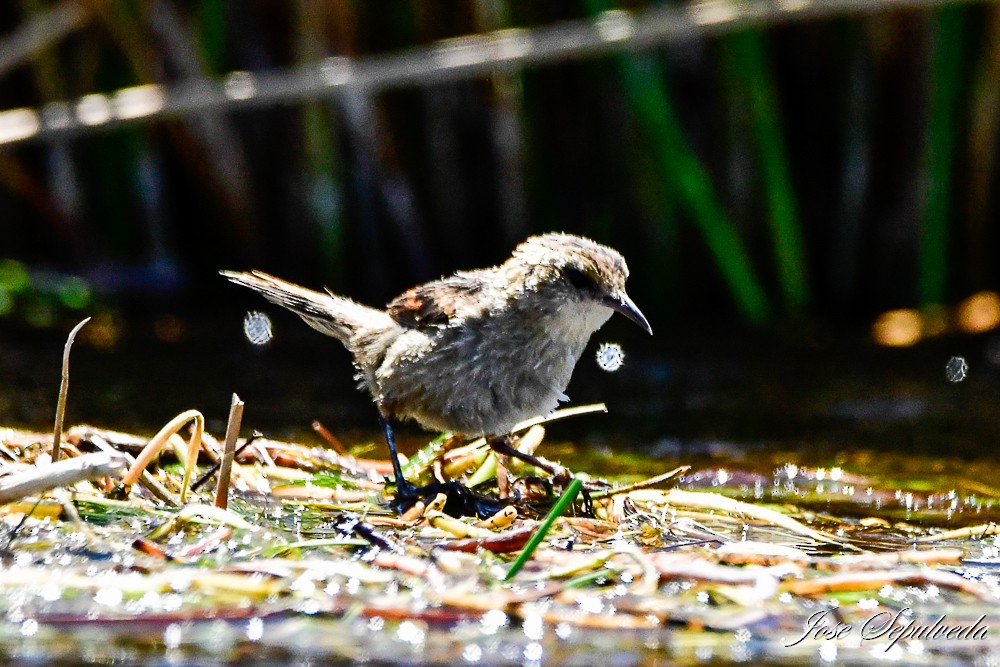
[390,480,504,519]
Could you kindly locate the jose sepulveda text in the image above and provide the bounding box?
[786,607,988,650]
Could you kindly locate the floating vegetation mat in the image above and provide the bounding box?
[1,404,999,666]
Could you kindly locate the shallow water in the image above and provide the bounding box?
[2,315,1000,665]
[1,447,998,667]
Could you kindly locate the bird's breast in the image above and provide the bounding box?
[376,299,613,436]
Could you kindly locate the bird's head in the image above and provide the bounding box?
[507,233,652,335]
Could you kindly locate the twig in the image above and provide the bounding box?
[177,503,254,529]
[177,527,233,558]
[89,435,179,506]
[214,394,244,510]
[121,409,204,502]
[588,465,690,499]
[0,496,43,554]
[816,548,965,570]
[133,536,171,560]
[916,522,1000,543]
[191,432,261,492]
[783,568,995,601]
[312,420,348,455]
[52,488,83,524]
[439,524,535,554]
[0,441,18,461]
[661,488,848,546]
[0,451,127,503]
[336,514,400,552]
[52,317,90,463]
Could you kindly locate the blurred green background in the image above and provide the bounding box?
[2,0,1000,457]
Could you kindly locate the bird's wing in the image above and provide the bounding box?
[386,270,491,328]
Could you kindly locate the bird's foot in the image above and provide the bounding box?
[390,477,421,512]
[486,435,561,476]
[390,479,504,519]
[490,436,596,518]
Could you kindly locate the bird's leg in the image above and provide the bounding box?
[486,435,562,477]
[379,414,417,504]
[377,415,503,517]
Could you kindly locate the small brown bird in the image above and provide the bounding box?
[223,233,651,504]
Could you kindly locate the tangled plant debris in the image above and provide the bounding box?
[0,327,998,664]
[2,406,1000,664]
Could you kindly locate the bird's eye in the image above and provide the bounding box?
[563,266,597,292]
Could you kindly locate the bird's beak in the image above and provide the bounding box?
[603,291,653,335]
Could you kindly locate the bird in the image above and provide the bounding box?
[222,232,651,507]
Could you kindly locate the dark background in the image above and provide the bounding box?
[2,0,999,459]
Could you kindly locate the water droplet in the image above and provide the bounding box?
[595,342,624,372]
[945,356,968,383]
[243,311,273,346]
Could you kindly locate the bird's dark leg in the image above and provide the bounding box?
[379,414,417,504]
[487,435,561,476]
[379,417,503,517]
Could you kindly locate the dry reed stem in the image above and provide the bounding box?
[121,409,205,502]
[214,394,244,510]
[784,568,995,600]
[476,505,517,529]
[819,548,965,570]
[425,511,494,539]
[589,466,691,499]
[916,522,1000,543]
[51,317,90,463]
[0,451,127,503]
[311,419,348,454]
[88,434,179,506]
[398,500,426,522]
[660,489,846,546]
[177,503,255,529]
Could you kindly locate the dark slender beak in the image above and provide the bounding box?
[604,291,653,335]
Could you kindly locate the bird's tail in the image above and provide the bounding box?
[221,270,394,345]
